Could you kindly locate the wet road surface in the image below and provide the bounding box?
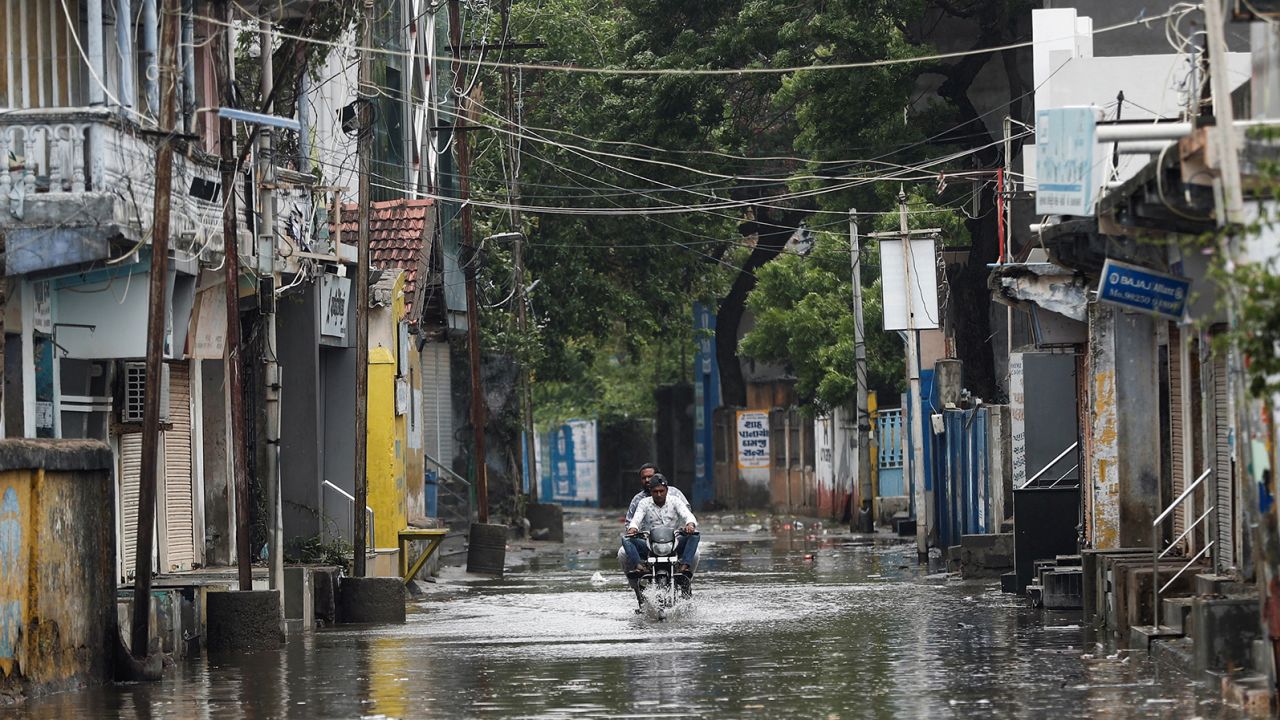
[4,511,1247,719]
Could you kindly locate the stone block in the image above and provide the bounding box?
[1123,564,1201,631]
[526,503,565,542]
[284,567,314,631]
[312,567,340,626]
[1162,597,1195,634]
[1196,573,1234,597]
[206,591,283,653]
[1191,597,1260,674]
[337,577,406,624]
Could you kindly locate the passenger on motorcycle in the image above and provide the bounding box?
[619,464,688,573]
[624,475,700,577]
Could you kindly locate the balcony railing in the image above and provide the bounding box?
[0,106,225,257]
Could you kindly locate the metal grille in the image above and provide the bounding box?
[123,362,147,423]
[118,433,144,581]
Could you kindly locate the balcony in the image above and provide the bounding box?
[0,106,225,275]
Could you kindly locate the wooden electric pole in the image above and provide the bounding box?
[212,0,252,592]
[353,0,374,577]
[500,0,537,504]
[449,0,489,524]
[131,0,179,658]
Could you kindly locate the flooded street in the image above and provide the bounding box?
[5,512,1245,719]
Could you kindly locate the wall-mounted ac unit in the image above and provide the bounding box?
[122,361,170,424]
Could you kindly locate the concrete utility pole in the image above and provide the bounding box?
[258,18,284,606]
[131,0,178,658]
[353,0,374,577]
[212,0,252,592]
[849,209,870,531]
[898,190,928,561]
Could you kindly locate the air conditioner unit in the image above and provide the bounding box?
[122,362,170,424]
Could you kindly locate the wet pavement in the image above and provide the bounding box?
[3,510,1248,719]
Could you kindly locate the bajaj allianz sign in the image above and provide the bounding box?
[1036,107,1100,216]
[1097,259,1191,321]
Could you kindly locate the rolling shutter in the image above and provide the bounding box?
[119,432,144,581]
[1213,352,1235,571]
[162,362,195,572]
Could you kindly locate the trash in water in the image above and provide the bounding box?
[590,572,608,586]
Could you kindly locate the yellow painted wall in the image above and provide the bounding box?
[367,272,423,549]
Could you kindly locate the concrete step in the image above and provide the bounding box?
[1195,573,1235,596]
[1188,596,1261,674]
[1027,584,1043,607]
[1000,572,1018,594]
[1055,554,1082,567]
[1043,567,1084,610]
[1161,597,1195,634]
[1129,624,1184,651]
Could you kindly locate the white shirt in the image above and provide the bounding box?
[628,494,697,533]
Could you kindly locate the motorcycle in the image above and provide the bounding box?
[628,526,695,620]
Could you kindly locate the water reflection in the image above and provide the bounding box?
[2,516,1248,719]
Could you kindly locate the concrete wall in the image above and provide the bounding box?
[0,440,115,701]
[199,360,232,566]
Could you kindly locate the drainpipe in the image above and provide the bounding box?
[116,0,135,108]
[142,0,159,118]
[87,0,105,106]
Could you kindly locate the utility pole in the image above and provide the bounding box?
[898,189,928,561]
[849,209,870,531]
[501,0,537,504]
[131,0,178,658]
[449,0,489,524]
[353,0,374,577]
[258,18,284,607]
[212,0,251,592]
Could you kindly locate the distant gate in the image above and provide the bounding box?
[876,409,906,497]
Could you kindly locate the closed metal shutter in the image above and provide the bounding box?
[119,432,143,581]
[163,362,195,572]
[421,342,455,467]
[1169,330,1185,539]
[1213,352,1234,571]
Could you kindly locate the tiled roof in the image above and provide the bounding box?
[334,198,434,313]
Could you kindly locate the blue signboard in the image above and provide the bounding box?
[1096,258,1191,320]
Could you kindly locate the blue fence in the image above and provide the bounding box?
[935,407,991,548]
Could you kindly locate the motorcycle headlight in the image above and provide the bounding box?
[652,541,675,556]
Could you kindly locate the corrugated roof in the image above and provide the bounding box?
[334,198,434,313]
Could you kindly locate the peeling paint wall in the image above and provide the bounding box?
[0,441,114,702]
[1088,305,1161,549]
[1089,304,1121,549]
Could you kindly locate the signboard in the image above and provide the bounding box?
[1096,258,1191,320]
[31,281,52,335]
[1035,107,1098,216]
[320,275,351,338]
[538,418,599,505]
[1009,353,1026,488]
[879,237,940,331]
[736,410,770,469]
[191,286,227,359]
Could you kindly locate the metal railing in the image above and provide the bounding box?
[1152,468,1213,629]
[1020,442,1079,489]
[322,480,375,551]
[424,450,473,527]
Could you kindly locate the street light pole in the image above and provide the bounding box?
[898,190,928,561]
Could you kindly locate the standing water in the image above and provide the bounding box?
[4,512,1244,718]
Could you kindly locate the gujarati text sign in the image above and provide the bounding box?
[736,410,770,469]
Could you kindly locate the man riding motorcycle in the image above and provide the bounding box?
[618,463,688,574]
[623,474,700,578]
